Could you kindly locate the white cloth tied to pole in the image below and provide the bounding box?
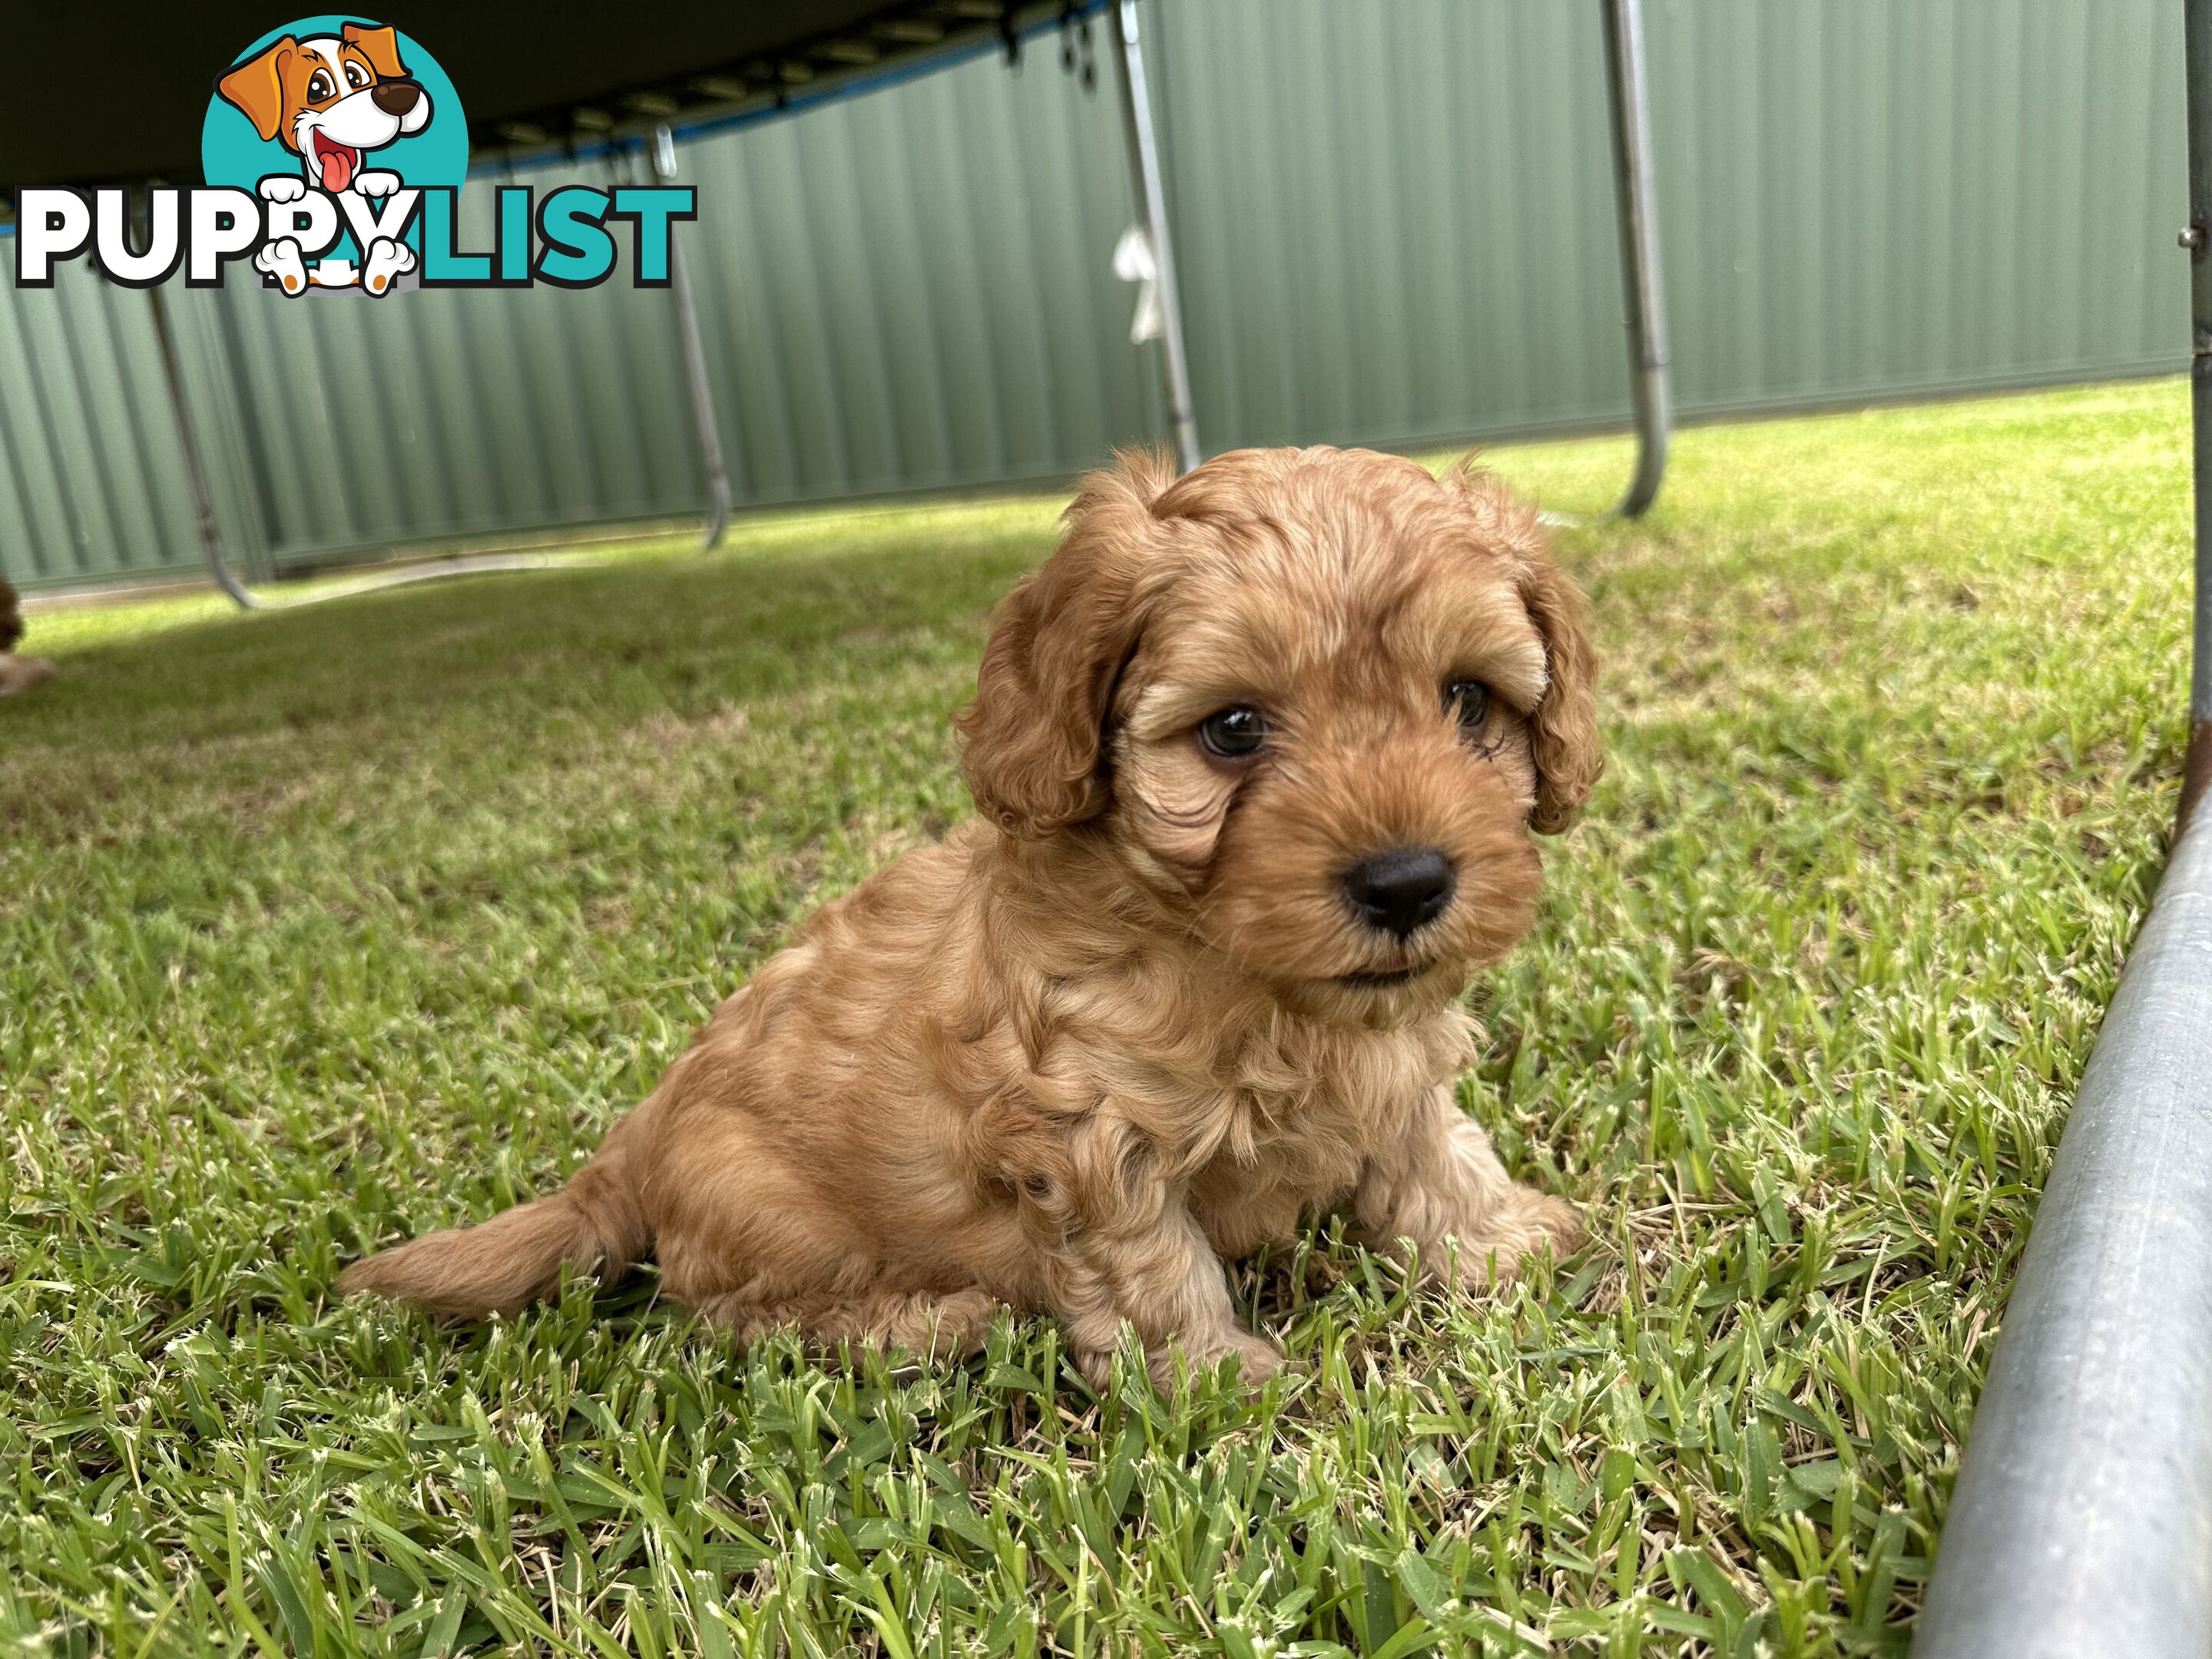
[1113,224,1164,344]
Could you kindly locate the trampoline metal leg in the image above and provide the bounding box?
[1601,0,1670,518]
[147,282,601,609]
[1111,0,1200,475]
[147,282,262,609]
[655,124,734,551]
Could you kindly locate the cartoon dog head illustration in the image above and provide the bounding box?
[216,23,432,194]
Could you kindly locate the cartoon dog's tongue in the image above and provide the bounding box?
[313,131,359,193]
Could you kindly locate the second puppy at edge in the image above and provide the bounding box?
[343,445,1599,1386]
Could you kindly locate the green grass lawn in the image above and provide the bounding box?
[0,379,2190,1657]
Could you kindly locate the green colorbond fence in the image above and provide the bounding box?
[0,0,2189,592]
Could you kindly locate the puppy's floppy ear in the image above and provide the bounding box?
[1517,550,1602,833]
[217,38,296,143]
[342,22,409,81]
[957,449,1177,837]
[1441,459,1602,833]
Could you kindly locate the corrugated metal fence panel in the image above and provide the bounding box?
[0,260,205,588]
[0,0,2191,591]
[0,38,1157,589]
[201,44,1158,571]
[1151,0,2186,452]
[1151,0,1629,452]
[681,45,1157,507]
[1642,0,2185,417]
[200,180,709,565]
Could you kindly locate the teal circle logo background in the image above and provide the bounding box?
[200,16,467,260]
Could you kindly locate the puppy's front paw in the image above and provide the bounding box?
[1147,1329,1286,1391]
[355,170,401,198]
[1201,1327,1287,1386]
[254,237,308,295]
[1074,1328,1285,1392]
[363,237,416,295]
[1526,1192,1584,1256]
[257,174,307,204]
[1436,1191,1584,1290]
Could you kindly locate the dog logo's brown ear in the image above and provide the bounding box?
[217,38,296,143]
[341,22,408,81]
[956,450,1175,837]
[1518,554,1603,834]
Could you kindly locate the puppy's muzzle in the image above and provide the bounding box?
[1342,846,1455,939]
[372,79,425,117]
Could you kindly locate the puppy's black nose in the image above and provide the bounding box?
[1341,846,1455,939]
[372,79,422,116]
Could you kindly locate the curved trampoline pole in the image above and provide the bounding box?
[1913,7,2212,1653]
[1909,823,2212,1659]
[146,281,263,610]
[654,124,734,551]
[1599,0,1669,518]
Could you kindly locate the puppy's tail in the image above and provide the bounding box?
[338,1148,649,1319]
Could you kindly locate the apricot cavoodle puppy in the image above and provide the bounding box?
[343,445,1600,1386]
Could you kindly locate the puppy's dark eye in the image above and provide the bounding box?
[1445,679,1492,733]
[307,70,335,101]
[1197,706,1267,759]
[345,61,369,88]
